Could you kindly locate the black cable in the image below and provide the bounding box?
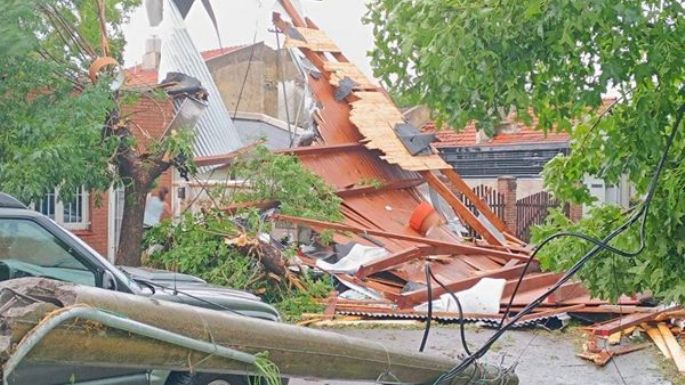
[498,229,645,329]
[419,263,432,352]
[434,101,685,385]
[418,263,472,355]
[428,266,472,356]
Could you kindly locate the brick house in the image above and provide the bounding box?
[41,34,308,261]
[37,37,251,261]
[36,95,175,261]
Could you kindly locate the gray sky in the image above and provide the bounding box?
[122,0,376,78]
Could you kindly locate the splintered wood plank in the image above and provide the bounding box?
[607,331,622,345]
[284,27,341,52]
[346,92,450,171]
[658,322,685,372]
[646,324,672,359]
[587,309,677,337]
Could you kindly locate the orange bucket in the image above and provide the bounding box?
[409,202,437,233]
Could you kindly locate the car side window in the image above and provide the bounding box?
[0,219,95,286]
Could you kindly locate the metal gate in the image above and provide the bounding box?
[515,191,567,241]
[457,184,505,238]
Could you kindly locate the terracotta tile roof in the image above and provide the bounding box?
[124,45,247,86]
[425,99,618,148]
[426,119,570,149]
[124,65,159,86]
[200,45,246,61]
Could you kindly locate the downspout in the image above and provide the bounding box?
[2,306,257,385]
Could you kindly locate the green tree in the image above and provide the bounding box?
[366,1,685,302]
[0,0,194,266]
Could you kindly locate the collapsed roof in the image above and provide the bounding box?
[271,1,648,324]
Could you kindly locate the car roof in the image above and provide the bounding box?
[0,193,28,209]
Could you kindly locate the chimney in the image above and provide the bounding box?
[141,35,161,70]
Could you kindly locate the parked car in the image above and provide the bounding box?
[0,193,281,385]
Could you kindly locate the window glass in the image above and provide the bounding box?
[38,191,56,220]
[63,189,83,224]
[0,219,95,286]
[33,187,88,229]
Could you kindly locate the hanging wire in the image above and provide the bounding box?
[232,0,264,119]
[419,264,433,352]
[418,263,472,355]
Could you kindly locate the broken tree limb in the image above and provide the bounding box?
[0,278,518,385]
[225,232,304,291]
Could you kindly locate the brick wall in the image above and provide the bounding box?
[497,176,518,234]
[72,192,110,257]
[125,96,174,193]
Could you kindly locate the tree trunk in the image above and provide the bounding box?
[114,126,170,266]
[115,178,148,266]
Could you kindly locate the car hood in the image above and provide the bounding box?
[118,266,280,321]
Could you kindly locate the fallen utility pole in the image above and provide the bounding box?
[0,278,518,385]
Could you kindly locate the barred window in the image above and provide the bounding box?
[34,188,89,230]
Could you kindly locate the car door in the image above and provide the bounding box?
[0,217,149,385]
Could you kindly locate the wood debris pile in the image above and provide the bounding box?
[579,307,685,370]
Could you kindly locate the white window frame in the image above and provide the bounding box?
[34,187,90,231]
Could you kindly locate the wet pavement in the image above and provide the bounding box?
[289,325,672,385]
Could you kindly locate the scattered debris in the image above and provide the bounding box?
[580,307,685,371]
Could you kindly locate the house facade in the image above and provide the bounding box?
[408,106,632,210]
[39,35,311,261]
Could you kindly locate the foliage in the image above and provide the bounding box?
[367,0,685,302]
[0,0,140,203]
[274,274,332,322]
[229,146,343,222]
[143,143,341,319]
[531,207,643,302]
[144,209,334,321]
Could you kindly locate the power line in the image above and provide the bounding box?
[232,0,263,119]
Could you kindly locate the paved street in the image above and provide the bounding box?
[289,325,671,385]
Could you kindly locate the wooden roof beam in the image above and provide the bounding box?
[422,170,505,247]
[396,263,529,308]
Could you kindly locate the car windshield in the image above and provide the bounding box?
[0,219,95,286]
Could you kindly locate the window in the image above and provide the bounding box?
[34,188,89,230]
[0,219,95,286]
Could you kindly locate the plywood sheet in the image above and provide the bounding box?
[349,92,451,171]
[284,27,341,52]
[323,62,378,89]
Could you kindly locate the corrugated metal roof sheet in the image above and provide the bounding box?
[335,309,560,328]
[158,0,242,162]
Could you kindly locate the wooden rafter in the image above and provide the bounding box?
[396,263,529,308]
[422,170,504,246]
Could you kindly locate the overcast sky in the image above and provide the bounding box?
[122,0,376,78]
